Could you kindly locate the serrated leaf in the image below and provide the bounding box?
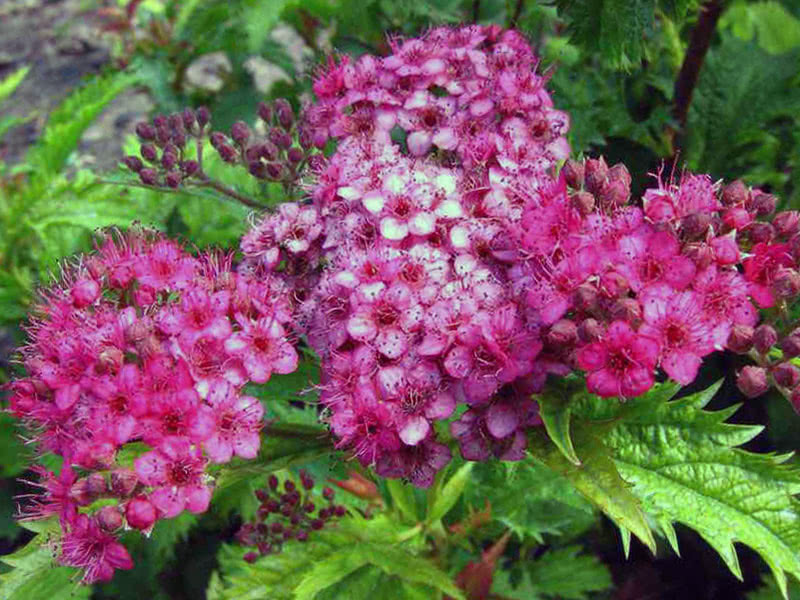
[528,425,656,553]
[574,381,800,596]
[0,525,90,600]
[294,548,371,599]
[427,463,473,524]
[26,71,137,176]
[538,389,581,465]
[525,545,613,600]
[387,479,419,523]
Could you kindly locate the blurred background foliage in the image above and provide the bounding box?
[0,0,798,598]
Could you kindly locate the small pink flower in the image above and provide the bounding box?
[576,321,659,398]
[224,316,298,383]
[60,514,133,583]
[196,380,264,463]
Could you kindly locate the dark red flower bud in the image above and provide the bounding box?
[296,530,309,542]
[153,114,168,129]
[161,151,177,170]
[682,213,711,237]
[773,268,800,299]
[573,283,598,311]
[310,519,324,530]
[608,163,631,188]
[751,192,777,216]
[257,101,272,123]
[773,362,800,389]
[171,130,186,148]
[562,159,585,189]
[97,506,123,532]
[727,324,754,354]
[260,141,279,161]
[298,128,313,150]
[322,487,335,501]
[287,147,304,165]
[140,144,158,162]
[122,155,143,172]
[577,318,602,343]
[155,126,170,147]
[333,505,346,517]
[139,168,158,186]
[111,469,139,497]
[182,108,196,131]
[180,160,199,176]
[745,222,775,244]
[196,106,211,127]
[722,180,748,206]
[773,211,800,238]
[304,502,315,513]
[244,552,259,563]
[737,366,769,398]
[165,171,182,188]
[753,324,778,354]
[610,298,642,327]
[269,475,279,490]
[274,98,294,129]
[571,190,595,216]
[218,144,238,163]
[269,128,292,149]
[781,329,800,358]
[284,480,296,493]
[135,122,155,140]
[231,121,251,145]
[210,131,227,149]
[583,157,608,195]
[266,162,285,180]
[546,319,577,347]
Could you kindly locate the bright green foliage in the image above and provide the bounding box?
[466,460,596,542]
[0,66,32,143]
[684,35,800,201]
[564,382,800,597]
[209,514,463,600]
[494,544,613,599]
[426,463,474,524]
[550,0,697,68]
[0,522,90,600]
[720,1,800,55]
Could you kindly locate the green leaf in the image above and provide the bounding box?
[0,413,30,477]
[574,381,800,597]
[537,388,581,465]
[386,479,419,523]
[26,71,137,177]
[721,1,800,55]
[427,462,473,524]
[524,545,613,600]
[0,525,90,600]
[528,425,657,553]
[294,549,371,599]
[0,66,30,106]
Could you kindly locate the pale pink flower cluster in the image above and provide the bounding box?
[9,230,297,582]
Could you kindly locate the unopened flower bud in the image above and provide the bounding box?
[111,469,139,497]
[126,495,157,531]
[122,155,143,172]
[781,329,800,358]
[248,160,266,179]
[155,126,170,147]
[298,128,313,150]
[727,324,754,354]
[269,475,279,490]
[274,98,294,129]
[244,552,259,563]
[97,506,123,532]
[287,147,304,165]
[322,487,335,501]
[577,318,603,343]
[562,159,584,188]
[153,115,168,129]
[773,268,800,299]
[182,108,196,131]
[745,222,775,245]
[266,162,285,180]
[737,366,769,398]
[171,130,186,148]
[546,319,577,347]
[722,206,753,230]
[773,362,800,389]
[180,160,199,176]
[260,141,279,161]
[140,144,158,162]
[165,171,182,188]
[231,121,251,145]
[610,298,642,327]
[584,157,608,195]
[753,324,778,354]
[257,101,272,123]
[682,213,711,237]
[773,211,800,238]
[218,144,238,163]
[296,530,309,542]
[135,122,155,140]
[608,163,631,188]
[722,179,748,206]
[210,131,227,149]
[752,192,777,216]
[683,242,714,270]
[573,283,598,312]
[71,278,101,308]
[161,151,177,170]
[269,128,292,149]
[139,168,158,186]
[571,190,595,216]
[196,106,211,128]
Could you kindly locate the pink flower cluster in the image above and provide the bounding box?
[242,25,800,486]
[9,229,297,583]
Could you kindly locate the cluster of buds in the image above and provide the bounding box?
[124,107,209,188]
[236,471,346,562]
[207,99,313,186]
[9,228,298,583]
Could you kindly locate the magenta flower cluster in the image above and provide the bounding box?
[241,25,800,488]
[9,230,297,583]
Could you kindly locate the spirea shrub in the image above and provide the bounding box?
[5,24,800,595]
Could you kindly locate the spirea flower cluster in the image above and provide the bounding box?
[8,229,298,583]
[241,24,800,488]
